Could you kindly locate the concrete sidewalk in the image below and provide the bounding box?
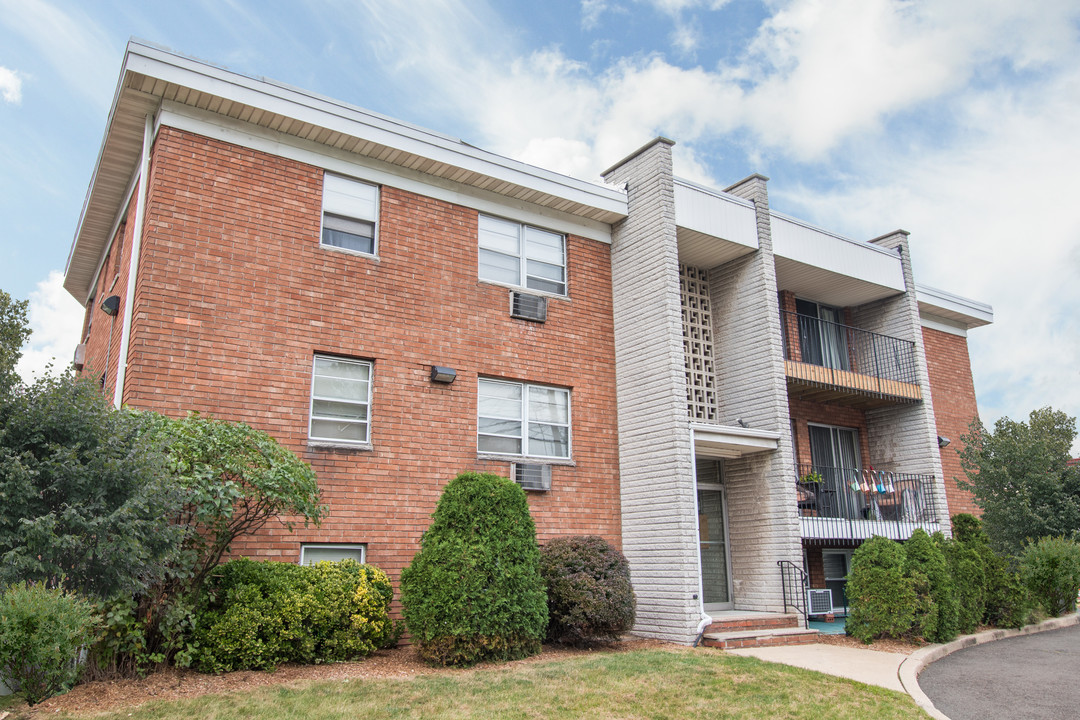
[727,643,908,692]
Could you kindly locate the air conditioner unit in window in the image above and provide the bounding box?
[513,463,552,492]
[807,588,834,615]
[510,291,547,322]
[73,343,86,371]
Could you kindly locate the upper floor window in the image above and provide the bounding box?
[796,299,849,371]
[478,215,566,295]
[309,355,372,445]
[477,378,570,458]
[322,174,377,255]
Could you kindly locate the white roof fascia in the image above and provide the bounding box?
[157,102,614,243]
[916,283,994,328]
[770,209,902,260]
[673,179,758,250]
[124,41,627,218]
[771,213,905,293]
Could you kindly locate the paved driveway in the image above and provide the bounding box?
[918,624,1080,720]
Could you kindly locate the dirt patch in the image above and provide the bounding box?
[13,638,670,718]
[814,632,926,655]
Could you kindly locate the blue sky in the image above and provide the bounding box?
[1,0,1078,451]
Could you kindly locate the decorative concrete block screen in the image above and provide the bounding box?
[680,264,717,422]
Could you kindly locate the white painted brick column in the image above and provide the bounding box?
[603,139,702,643]
[858,231,951,534]
[709,175,802,611]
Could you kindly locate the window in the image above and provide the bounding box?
[478,215,566,295]
[309,355,372,445]
[796,299,849,370]
[477,379,570,458]
[322,173,377,255]
[300,544,366,565]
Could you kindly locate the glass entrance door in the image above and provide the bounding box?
[697,461,733,610]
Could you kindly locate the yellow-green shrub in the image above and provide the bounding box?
[190,558,397,673]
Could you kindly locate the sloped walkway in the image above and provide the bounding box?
[727,642,909,692]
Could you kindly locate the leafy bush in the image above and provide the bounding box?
[904,530,958,642]
[190,558,396,673]
[951,514,1029,628]
[0,583,98,705]
[400,472,547,666]
[1020,536,1080,617]
[0,374,184,599]
[540,535,635,645]
[845,537,919,643]
[939,535,985,635]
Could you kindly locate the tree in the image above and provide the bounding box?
[160,412,327,592]
[958,407,1080,558]
[0,372,184,599]
[0,289,31,391]
[400,471,547,666]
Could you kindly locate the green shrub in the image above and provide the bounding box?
[845,537,919,643]
[190,558,395,673]
[400,472,547,666]
[540,535,635,645]
[939,536,985,635]
[0,582,98,705]
[951,514,1029,628]
[1020,536,1080,617]
[904,530,958,642]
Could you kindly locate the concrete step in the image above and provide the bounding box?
[705,612,802,634]
[701,627,820,650]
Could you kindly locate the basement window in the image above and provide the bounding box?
[300,544,366,565]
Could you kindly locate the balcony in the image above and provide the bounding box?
[795,464,940,543]
[781,311,921,408]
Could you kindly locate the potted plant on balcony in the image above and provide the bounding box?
[797,472,823,516]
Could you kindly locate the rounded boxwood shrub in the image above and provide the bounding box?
[191,558,395,673]
[845,536,920,643]
[540,535,635,645]
[1020,536,1080,617]
[400,471,547,666]
[0,582,98,705]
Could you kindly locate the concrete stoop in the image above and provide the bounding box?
[700,612,819,649]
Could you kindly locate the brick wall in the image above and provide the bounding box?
[88,126,621,597]
[922,326,981,517]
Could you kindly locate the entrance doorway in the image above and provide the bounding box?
[697,459,733,611]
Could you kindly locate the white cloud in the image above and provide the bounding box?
[16,270,85,382]
[0,66,22,104]
[0,0,118,108]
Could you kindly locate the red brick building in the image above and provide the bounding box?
[65,42,992,642]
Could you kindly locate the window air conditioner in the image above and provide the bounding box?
[510,291,547,322]
[807,588,834,615]
[513,463,552,492]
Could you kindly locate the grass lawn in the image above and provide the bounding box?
[57,647,926,720]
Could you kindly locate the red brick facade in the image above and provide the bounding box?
[922,326,981,517]
[80,127,621,590]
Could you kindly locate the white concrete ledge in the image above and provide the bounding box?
[898,613,1080,720]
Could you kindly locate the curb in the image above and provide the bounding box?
[897,613,1080,719]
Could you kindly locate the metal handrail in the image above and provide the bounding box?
[780,311,918,385]
[778,559,810,628]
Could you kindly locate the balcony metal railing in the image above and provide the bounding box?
[795,463,939,543]
[781,311,919,387]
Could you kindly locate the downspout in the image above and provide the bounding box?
[113,113,154,408]
[689,428,713,646]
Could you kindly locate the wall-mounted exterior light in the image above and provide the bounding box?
[938,435,951,448]
[430,366,457,384]
[99,295,121,316]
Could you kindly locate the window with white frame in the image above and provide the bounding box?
[477,378,570,458]
[300,544,366,565]
[478,215,566,295]
[322,173,377,255]
[309,355,372,445]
